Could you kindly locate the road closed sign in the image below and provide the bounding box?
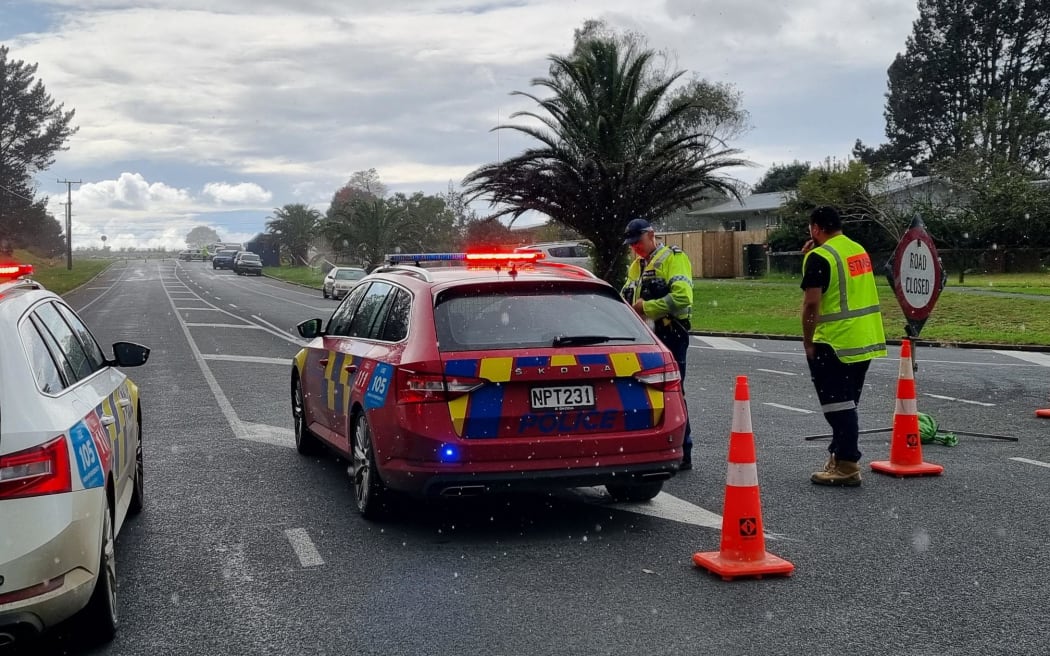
[891,218,944,322]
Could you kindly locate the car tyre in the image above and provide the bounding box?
[292,376,322,456]
[606,481,663,502]
[322,288,329,299]
[80,499,118,644]
[350,412,387,520]
[128,419,144,516]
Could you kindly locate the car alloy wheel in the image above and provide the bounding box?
[350,413,385,518]
[81,500,118,643]
[292,377,320,455]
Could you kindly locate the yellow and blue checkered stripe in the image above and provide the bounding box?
[443,352,666,438]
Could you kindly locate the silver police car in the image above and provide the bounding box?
[0,263,149,647]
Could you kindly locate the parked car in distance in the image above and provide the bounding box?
[514,241,593,270]
[211,249,240,270]
[177,250,195,261]
[0,262,150,646]
[232,252,263,276]
[322,267,367,300]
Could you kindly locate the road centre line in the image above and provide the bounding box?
[167,275,303,345]
[185,323,264,329]
[284,529,325,567]
[1010,457,1050,469]
[202,354,290,365]
[763,402,814,414]
[757,368,798,376]
[923,393,996,407]
[222,277,331,311]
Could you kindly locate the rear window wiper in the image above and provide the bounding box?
[552,335,637,347]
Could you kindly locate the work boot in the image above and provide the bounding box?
[679,447,693,471]
[811,458,861,486]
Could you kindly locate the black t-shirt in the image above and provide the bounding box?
[800,253,830,293]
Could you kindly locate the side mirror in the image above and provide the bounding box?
[297,318,324,339]
[110,342,150,367]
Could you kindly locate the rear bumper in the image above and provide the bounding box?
[417,460,680,497]
[0,489,104,634]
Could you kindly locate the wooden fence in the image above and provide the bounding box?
[656,229,770,278]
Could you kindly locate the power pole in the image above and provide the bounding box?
[57,179,81,270]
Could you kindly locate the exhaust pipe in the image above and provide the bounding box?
[641,472,672,481]
[440,485,488,497]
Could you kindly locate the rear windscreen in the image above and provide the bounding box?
[434,285,654,351]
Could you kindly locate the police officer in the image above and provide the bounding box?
[801,206,887,486]
[621,218,694,470]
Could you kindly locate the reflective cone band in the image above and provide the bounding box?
[871,340,944,477]
[693,375,794,580]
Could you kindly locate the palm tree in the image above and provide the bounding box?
[463,38,748,287]
[322,197,423,270]
[265,204,320,265]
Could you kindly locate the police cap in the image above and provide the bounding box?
[623,218,654,245]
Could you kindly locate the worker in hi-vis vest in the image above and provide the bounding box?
[801,206,887,486]
[621,218,694,471]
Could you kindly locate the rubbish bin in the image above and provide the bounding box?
[743,244,766,277]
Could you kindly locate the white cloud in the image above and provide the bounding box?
[201,182,273,205]
[11,1,921,247]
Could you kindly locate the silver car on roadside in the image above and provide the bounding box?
[322,266,367,299]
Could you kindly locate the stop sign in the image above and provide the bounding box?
[891,218,943,321]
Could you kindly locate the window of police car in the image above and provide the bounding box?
[18,319,66,395]
[326,282,412,342]
[434,285,653,350]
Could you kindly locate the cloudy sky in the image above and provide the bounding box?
[2,0,919,251]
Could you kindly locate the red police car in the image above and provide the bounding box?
[290,252,688,518]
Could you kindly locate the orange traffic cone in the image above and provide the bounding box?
[871,340,944,477]
[693,376,794,581]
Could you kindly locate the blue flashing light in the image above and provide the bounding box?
[438,444,460,463]
[387,253,466,263]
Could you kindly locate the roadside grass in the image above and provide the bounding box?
[11,250,113,295]
[693,278,1050,346]
[263,265,324,288]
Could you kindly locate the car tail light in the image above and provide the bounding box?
[0,436,72,500]
[396,368,484,404]
[634,363,682,392]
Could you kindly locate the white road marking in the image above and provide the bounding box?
[252,315,306,340]
[757,368,798,376]
[994,350,1050,367]
[764,402,814,414]
[74,264,129,312]
[178,307,223,311]
[923,393,996,407]
[691,336,759,352]
[1010,457,1050,469]
[186,323,263,329]
[242,422,295,447]
[203,354,290,366]
[284,528,324,567]
[570,488,723,529]
[229,304,238,308]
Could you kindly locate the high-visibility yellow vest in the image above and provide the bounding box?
[621,244,693,321]
[803,234,887,363]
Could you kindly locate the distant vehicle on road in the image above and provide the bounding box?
[233,252,263,276]
[211,249,240,270]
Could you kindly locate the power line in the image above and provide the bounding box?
[0,183,35,203]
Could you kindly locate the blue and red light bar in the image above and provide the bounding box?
[386,252,544,265]
[0,263,33,281]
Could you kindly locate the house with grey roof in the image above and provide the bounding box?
[686,176,959,232]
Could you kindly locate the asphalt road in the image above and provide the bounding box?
[16,259,1050,656]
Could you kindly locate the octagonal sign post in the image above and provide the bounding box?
[887,216,945,339]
